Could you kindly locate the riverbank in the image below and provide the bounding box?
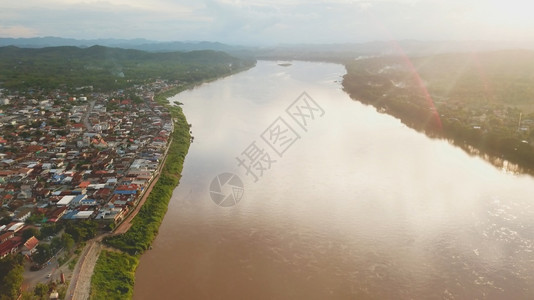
[89,98,191,299]
[342,52,534,175]
[125,60,534,299]
[88,63,255,299]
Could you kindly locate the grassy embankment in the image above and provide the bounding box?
[89,250,138,299]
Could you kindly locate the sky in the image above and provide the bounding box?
[1,0,534,45]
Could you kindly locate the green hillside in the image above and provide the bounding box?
[0,45,255,91]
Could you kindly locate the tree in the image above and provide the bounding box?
[40,223,62,238]
[61,233,74,251]
[20,291,37,300]
[25,214,44,225]
[65,221,97,242]
[0,216,12,226]
[50,237,62,252]
[22,228,40,241]
[33,244,52,265]
[65,223,83,242]
[33,283,49,299]
[106,222,116,231]
[0,256,24,300]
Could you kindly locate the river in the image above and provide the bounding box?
[134,61,534,299]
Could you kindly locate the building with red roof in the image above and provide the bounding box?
[78,181,91,188]
[0,238,22,259]
[0,232,14,243]
[22,236,39,256]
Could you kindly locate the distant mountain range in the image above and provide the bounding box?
[0,37,254,53]
[255,40,534,60]
[1,37,532,59]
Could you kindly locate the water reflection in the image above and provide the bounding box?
[134,61,534,299]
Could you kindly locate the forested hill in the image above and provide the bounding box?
[343,49,534,173]
[345,50,534,107]
[412,50,534,106]
[0,45,255,91]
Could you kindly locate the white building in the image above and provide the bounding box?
[57,195,75,206]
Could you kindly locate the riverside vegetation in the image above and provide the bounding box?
[343,50,534,173]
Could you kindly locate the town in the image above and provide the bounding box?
[0,80,181,293]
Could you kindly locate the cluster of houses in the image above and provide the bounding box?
[0,224,39,259]
[0,83,175,258]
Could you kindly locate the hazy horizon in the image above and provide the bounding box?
[3,36,534,50]
[2,1,534,46]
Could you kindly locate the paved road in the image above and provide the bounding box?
[82,100,96,131]
[64,238,104,300]
[22,255,60,290]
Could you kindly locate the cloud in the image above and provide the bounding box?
[0,0,533,44]
[0,25,38,38]
[0,0,211,41]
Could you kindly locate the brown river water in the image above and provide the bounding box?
[133,61,534,299]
